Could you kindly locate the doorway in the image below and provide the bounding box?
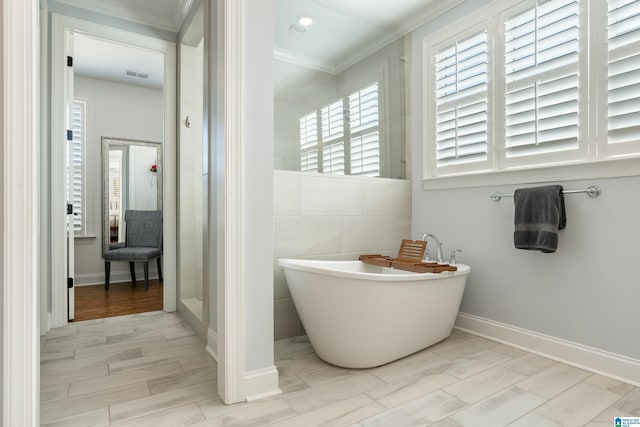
[49,14,178,329]
[71,34,166,321]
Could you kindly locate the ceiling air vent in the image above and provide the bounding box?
[125,69,149,79]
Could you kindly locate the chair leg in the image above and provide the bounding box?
[129,262,136,284]
[157,257,163,281]
[105,261,111,290]
[143,261,149,291]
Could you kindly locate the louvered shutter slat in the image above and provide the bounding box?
[299,112,320,172]
[434,29,488,168]
[350,131,380,177]
[608,0,640,145]
[504,0,580,159]
[322,142,345,174]
[70,101,85,233]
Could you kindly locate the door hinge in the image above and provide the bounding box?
[67,56,73,67]
[67,277,74,288]
[67,129,73,141]
[67,203,73,215]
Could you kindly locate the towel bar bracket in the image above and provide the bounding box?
[490,185,601,202]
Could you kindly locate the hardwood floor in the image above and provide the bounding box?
[73,280,163,321]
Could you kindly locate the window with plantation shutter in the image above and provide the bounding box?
[349,83,380,176]
[70,100,85,235]
[297,82,381,176]
[299,112,318,172]
[321,100,345,174]
[434,31,489,168]
[504,0,580,159]
[422,0,640,187]
[607,0,640,147]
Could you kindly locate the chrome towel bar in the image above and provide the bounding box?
[490,185,602,201]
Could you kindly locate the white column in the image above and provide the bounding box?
[2,0,40,425]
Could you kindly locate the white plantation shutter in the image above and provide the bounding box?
[321,100,344,142]
[300,150,318,172]
[322,142,345,174]
[349,83,380,176]
[607,0,640,145]
[70,100,85,234]
[504,0,580,159]
[298,82,381,176]
[299,112,319,172]
[349,83,379,132]
[434,30,489,168]
[350,132,380,176]
[321,100,345,174]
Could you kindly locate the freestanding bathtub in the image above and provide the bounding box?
[279,258,470,368]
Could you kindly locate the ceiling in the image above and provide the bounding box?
[56,0,193,32]
[73,33,165,89]
[63,0,461,88]
[275,0,461,73]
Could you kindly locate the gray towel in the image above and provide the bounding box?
[513,185,566,253]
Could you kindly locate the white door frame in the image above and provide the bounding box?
[2,1,259,422]
[2,0,40,424]
[49,14,177,328]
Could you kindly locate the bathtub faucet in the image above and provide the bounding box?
[421,232,443,263]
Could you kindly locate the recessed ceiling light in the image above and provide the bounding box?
[297,16,313,27]
[289,23,307,33]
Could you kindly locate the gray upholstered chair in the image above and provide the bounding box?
[103,210,163,291]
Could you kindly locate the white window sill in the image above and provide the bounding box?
[422,156,640,190]
[74,234,97,245]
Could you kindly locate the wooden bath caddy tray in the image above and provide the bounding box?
[359,239,457,273]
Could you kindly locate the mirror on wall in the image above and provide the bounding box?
[274,0,408,179]
[101,137,163,254]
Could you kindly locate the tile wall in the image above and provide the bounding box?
[273,171,411,339]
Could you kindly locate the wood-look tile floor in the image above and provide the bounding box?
[40,312,640,426]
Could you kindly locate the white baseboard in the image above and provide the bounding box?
[455,313,640,387]
[206,328,218,362]
[41,312,51,336]
[244,366,281,402]
[75,270,159,286]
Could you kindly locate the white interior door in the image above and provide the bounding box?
[65,30,76,320]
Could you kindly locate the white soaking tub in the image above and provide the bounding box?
[279,258,470,369]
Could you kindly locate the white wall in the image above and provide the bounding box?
[411,0,640,360]
[274,60,336,171]
[74,76,164,285]
[178,41,205,304]
[0,0,4,413]
[273,171,411,339]
[242,0,276,373]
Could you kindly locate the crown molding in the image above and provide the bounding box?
[273,47,336,74]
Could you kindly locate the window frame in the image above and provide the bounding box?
[421,0,640,190]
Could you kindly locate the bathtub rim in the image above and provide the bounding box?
[278,258,470,282]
